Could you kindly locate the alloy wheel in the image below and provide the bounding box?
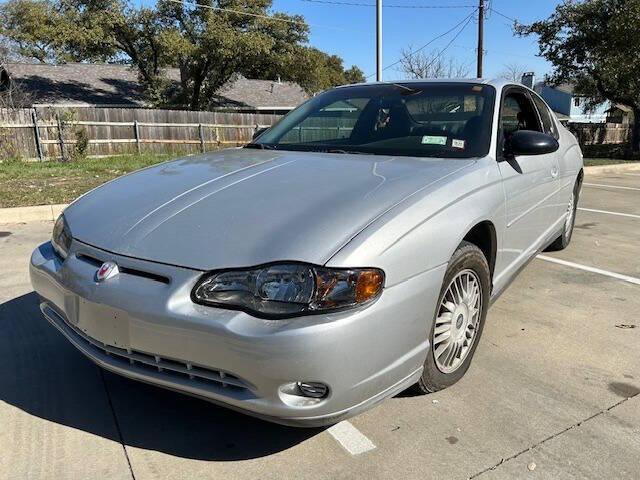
[564,191,575,240]
[433,269,483,374]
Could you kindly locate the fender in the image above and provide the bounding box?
[327,157,506,287]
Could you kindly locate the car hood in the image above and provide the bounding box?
[65,149,473,270]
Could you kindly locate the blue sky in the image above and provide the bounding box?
[271,0,561,81]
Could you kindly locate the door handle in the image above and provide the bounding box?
[551,166,559,178]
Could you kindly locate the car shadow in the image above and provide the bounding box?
[0,292,322,461]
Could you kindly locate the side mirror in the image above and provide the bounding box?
[252,127,269,140]
[506,130,559,156]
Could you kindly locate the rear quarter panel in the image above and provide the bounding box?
[556,122,584,206]
[557,123,584,180]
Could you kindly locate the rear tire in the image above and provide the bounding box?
[413,241,490,394]
[545,176,581,252]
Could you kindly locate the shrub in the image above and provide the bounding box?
[72,127,89,161]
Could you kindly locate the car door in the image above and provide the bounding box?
[496,87,561,275]
[530,91,568,220]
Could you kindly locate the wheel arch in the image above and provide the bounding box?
[461,220,497,283]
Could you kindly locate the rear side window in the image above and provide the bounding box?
[531,93,559,139]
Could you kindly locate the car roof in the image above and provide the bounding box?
[336,78,516,92]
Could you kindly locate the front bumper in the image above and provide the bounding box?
[30,240,444,427]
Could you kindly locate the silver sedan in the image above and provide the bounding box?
[30,79,583,426]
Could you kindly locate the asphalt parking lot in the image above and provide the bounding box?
[1,170,638,480]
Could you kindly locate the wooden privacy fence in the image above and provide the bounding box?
[5,107,631,159]
[567,122,631,146]
[0,107,283,160]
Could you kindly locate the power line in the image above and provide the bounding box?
[425,14,475,76]
[452,44,534,59]
[165,0,357,32]
[301,0,476,9]
[489,7,518,24]
[366,10,475,79]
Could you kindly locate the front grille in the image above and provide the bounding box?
[76,253,171,284]
[100,342,248,390]
[77,253,103,267]
[45,304,248,391]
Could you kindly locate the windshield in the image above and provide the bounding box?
[252,82,496,158]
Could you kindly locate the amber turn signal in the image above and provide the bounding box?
[355,270,385,303]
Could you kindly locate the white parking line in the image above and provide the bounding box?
[537,255,640,286]
[583,183,640,191]
[578,207,640,219]
[327,421,376,455]
[622,173,640,176]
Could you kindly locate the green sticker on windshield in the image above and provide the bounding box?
[421,135,447,145]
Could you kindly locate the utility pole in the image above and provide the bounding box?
[376,0,382,81]
[477,0,485,78]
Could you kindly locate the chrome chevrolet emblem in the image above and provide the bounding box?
[96,261,119,282]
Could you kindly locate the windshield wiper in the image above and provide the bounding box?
[246,144,369,155]
[324,148,369,155]
[244,143,277,150]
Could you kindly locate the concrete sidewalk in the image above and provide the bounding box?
[0,204,66,224]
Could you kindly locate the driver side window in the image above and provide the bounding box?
[500,91,542,139]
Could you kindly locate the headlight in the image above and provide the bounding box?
[192,263,385,318]
[52,214,72,259]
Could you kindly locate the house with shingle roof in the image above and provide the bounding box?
[533,80,611,124]
[0,63,309,113]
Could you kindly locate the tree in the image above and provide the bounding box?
[344,65,365,85]
[516,0,640,152]
[499,62,528,83]
[244,45,364,94]
[0,43,32,108]
[398,47,469,79]
[154,0,311,109]
[91,3,171,97]
[0,0,365,109]
[0,0,71,63]
[283,48,364,93]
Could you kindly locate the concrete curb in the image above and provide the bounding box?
[584,162,640,174]
[0,161,638,224]
[0,204,67,224]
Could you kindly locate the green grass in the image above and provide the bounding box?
[2,153,638,208]
[583,158,640,167]
[0,154,180,208]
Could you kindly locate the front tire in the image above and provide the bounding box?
[414,241,490,394]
